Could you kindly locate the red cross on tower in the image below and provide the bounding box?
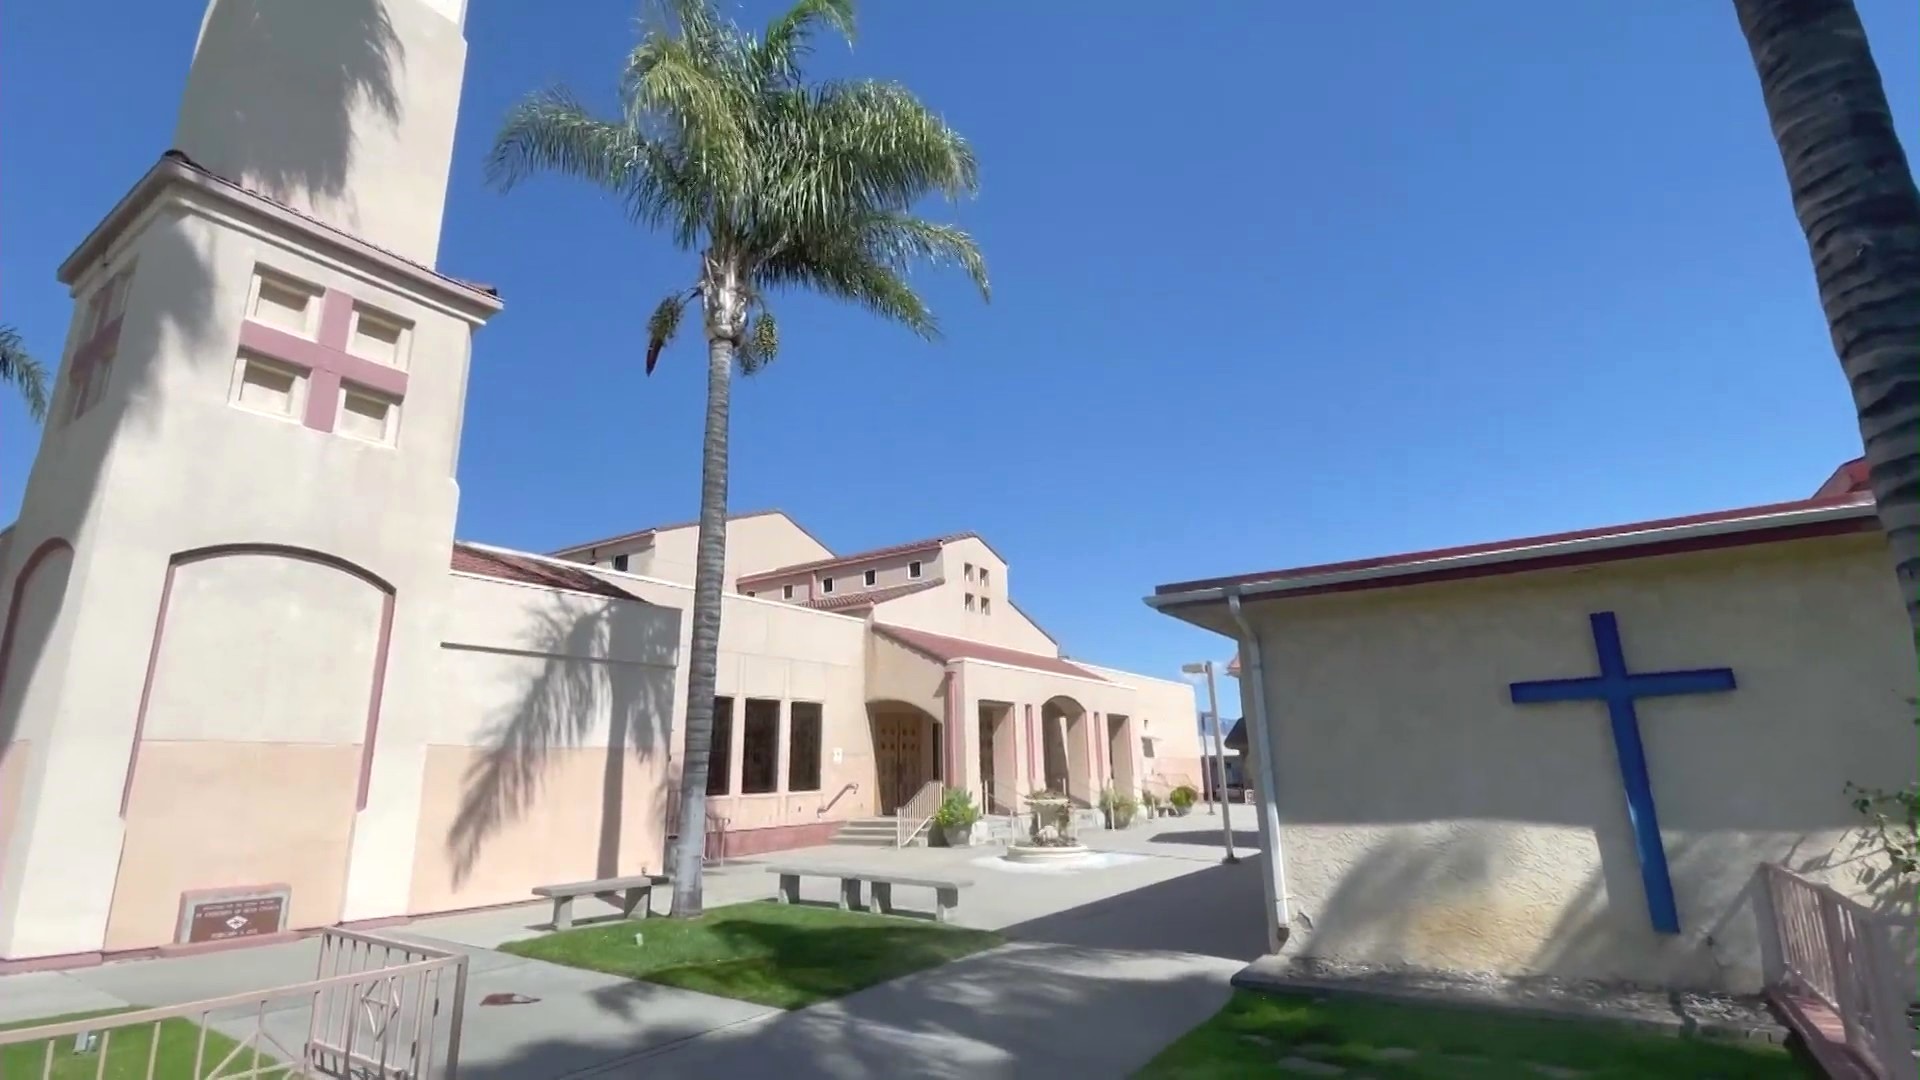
[67,271,130,422]
[238,288,409,433]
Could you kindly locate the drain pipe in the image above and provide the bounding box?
[1227,588,1292,952]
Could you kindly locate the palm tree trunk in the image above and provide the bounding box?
[669,331,736,916]
[1734,0,1920,643]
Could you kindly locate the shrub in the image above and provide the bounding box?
[1098,786,1138,813]
[933,787,980,829]
[1169,785,1197,810]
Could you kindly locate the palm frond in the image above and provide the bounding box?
[645,292,689,375]
[761,242,937,339]
[755,0,855,86]
[0,325,49,422]
[857,213,989,300]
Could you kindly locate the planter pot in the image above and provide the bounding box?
[1173,805,1192,817]
[941,824,975,848]
[1104,809,1135,830]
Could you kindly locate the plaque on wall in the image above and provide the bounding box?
[175,885,292,945]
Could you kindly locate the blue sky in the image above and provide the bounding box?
[3,1,1916,686]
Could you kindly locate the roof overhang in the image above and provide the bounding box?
[1148,496,1878,615]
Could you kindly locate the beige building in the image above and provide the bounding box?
[0,0,1200,967]
[1150,460,1918,992]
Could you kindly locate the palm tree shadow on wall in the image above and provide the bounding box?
[178,0,403,208]
[444,593,679,889]
[0,1,401,783]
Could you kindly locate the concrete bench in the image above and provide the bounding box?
[532,873,670,931]
[764,865,973,923]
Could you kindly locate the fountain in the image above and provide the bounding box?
[1002,791,1093,863]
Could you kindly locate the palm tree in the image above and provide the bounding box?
[1733,0,1920,643]
[0,325,49,423]
[488,0,987,916]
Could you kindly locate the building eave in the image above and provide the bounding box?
[1147,495,1878,613]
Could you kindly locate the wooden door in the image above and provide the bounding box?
[874,712,928,814]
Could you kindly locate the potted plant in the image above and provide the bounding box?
[933,788,981,847]
[1169,784,1197,817]
[1140,788,1162,819]
[1098,785,1138,829]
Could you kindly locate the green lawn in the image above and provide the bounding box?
[1139,991,1813,1079]
[499,900,1003,1009]
[1,1008,287,1079]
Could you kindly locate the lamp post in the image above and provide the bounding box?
[1181,660,1237,864]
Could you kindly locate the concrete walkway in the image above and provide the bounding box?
[1,810,1266,1078]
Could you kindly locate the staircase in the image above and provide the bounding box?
[829,817,902,848]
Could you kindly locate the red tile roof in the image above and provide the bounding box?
[873,623,1105,681]
[451,543,643,601]
[801,580,942,611]
[548,509,795,558]
[737,533,981,586]
[1813,457,1871,498]
[1154,483,1876,606]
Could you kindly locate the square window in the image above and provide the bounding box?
[782,584,795,600]
[612,553,630,572]
[348,304,411,369]
[231,352,305,419]
[863,569,876,587]
[250,271,320,336]
[338,385,399,445]
[821,577,835,595]
[746,590,756,598]
[707,696,735,796]
[964,593,975,611]
[908,560,923,580]
[981,597,992,615]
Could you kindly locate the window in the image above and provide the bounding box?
[788,702,823,792]
[821,577,835,595]
[981,598,992,615]
[746,590,756,598]
[1141,736,1156,759]
[979,568,990,587]
[741,698,781,794]
[964,593,975,612]
[706,696,735,795]
[782,584,795,600]
[964,562,975,581]
[908,560,923,580]
[337,386,399,446]
[863,569,876,587]
[612,553,629,572]
[231,353,304,420]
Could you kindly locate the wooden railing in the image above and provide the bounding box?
[1762,863,1917,1078]
[0,928,468,1079]
[895,780,944,847]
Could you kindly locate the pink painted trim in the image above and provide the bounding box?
[1092,711,1105,788]
[122,545,397,818]
[1024,704,1037,788]
[155,931,301,959]
[0,950,105,975]
[237,288,408,434]
[0,537,74,710]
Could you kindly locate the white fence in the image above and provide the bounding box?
[0,928,468,1079]
[1762,863,1917,1079]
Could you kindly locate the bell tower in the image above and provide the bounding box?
[0,0,500,961]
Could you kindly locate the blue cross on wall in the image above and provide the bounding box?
[1508,611,1736,935]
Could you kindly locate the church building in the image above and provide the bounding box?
[1151,459,1917,992]
[0,0,1200,967]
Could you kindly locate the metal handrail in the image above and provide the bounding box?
[895,779,944,847]
[0,928,468,1079]
[1762,863,1916,1078]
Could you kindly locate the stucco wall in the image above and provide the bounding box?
[642,513,832,590]
[1071,662,1207,792]
[409,572,681,914]
[1245,533,1918,992]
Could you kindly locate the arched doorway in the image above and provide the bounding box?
[867,700,941,815]
[1041,695,1091,806]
